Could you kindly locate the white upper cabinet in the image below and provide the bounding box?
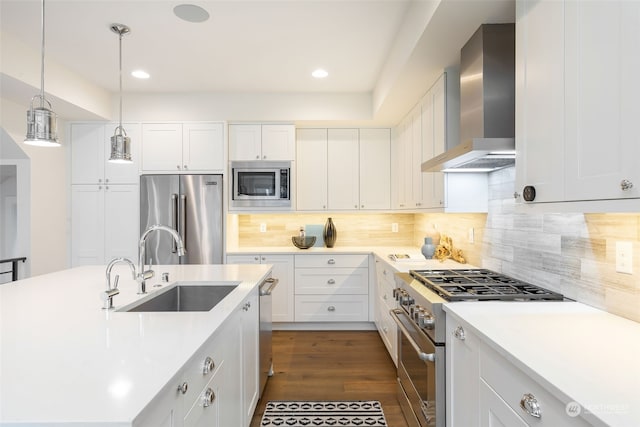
[296,128,328,210]
[359,129,391,210]
[229,124,295,161]
[141,123,224,172]
[327,129,360,210]
[516,0,640,206]
[71,123,140,185]
[297,128,391,211]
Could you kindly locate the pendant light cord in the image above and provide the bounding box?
[118,30,123,130]
[40,0,46,107]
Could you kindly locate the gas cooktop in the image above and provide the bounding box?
[409,269,564,302]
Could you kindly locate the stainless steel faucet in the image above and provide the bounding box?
[137,224,186,294]
[102,257,136,309]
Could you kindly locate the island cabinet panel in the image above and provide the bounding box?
[293,254,369,322]
[135,290,258,427]
[226,254,295,322]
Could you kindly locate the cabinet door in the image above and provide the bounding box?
[327,129,359,210]
[392,120,412,209]
[104,123,141,184]
[183,374,221,427]
[421,76,446,209]
[262,124,295,160]
[183,123,225,171]
[359,129,391,210]
[446,319,480,427]
[515,0,566,203]
[104,184,139,262]
[71,124,105,184]
[142,123,183,172]
[262,254,295,322]
[479,380,528,427]
[409,105,423,209]
[564,0,640,201]
[71,185,105,266]
[229,124,262,161]
[296,129,328,210]
[242,290,260,426]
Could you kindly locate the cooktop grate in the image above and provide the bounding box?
[409,269,564,302]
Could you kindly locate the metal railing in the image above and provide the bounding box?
[0,257,27,282]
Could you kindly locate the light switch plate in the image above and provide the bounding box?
[468,228,475,244]
[616,241,633,274]
[391,223,399,233]
[259,223,267,233]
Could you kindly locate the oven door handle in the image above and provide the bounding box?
[390,308,436,363]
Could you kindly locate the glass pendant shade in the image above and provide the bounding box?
[25,0,59,147]
[109,126,131,163]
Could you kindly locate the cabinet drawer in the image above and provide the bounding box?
[294,295,369,322]
[295,254,368,268]
[181,328,226,414]
[375,299,397,365]
[184,362,223,427]
[480,345,591,426]
[295,267,368,295]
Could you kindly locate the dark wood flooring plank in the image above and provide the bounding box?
[250,330,409,427]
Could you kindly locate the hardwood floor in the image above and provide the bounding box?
[250,330,409,427]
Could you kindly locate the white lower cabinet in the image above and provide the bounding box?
[135,290,258,427]
[447,312,591,427]
[226,254,294,322]
[293,254,369,322]
[373,257,398,365]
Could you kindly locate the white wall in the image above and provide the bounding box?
[0,97,68,277]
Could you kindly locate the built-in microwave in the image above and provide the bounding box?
[231,161,292,209]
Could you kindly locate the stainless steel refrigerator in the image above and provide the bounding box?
[140,174,223,265]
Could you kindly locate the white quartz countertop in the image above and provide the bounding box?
[0,264,272,426]
[444,302,640,427]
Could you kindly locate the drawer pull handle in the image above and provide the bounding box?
[203,388,215,407]
[327,279,336,285]
[177,382,188,395]
[327,306,336,312]
[453,326,465,341]
[203,356,215,375]
[520,393,542,418]
[327,258,336,265]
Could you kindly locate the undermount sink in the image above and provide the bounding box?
[119,282,240,312]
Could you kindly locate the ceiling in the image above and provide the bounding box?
[0,0,515,124]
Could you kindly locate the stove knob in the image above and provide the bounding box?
[420,314,435,330]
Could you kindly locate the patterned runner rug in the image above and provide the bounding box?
[260,400,388,426]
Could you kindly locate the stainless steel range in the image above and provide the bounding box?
[391,268,563,427]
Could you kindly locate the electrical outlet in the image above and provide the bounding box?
[468,228,475,244]
[616,241,633,274]
[391,223,399,233]
[259,223,267,233]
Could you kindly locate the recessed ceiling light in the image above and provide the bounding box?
[173,4,210,23]
[312,69,329,79]
[131,70,150,79]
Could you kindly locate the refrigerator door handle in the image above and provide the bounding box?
[179,194,187,251]
[171,194,178,253]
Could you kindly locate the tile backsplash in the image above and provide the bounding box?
[231,167,640,322]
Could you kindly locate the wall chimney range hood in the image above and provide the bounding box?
[422,23,515,173]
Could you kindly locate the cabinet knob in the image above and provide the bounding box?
[383,326,388,333]
[98,178,102,183]
[520,393,542,418]
[453,326,465,341]
[355,204,358,209]
[361,205,364,208]
[203,356,215,375]
[261,256,266,261]
[383,294,388,300]
[177,382,188,394]
[183,165,188,169]
[327,258,336,265]
[327,279,336,285]
[254,256,259,261]
[105,178,109,183]
[177,165,181,170]
[203,388,215,407]
[98,185,102,190]
[522,185,536,202]
[255,155,260,160]
[263,155,267,159]
[621,179,634,191]
[327,306,336,312]
[513,192,521,200]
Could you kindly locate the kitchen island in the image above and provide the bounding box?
[0,263,272,426]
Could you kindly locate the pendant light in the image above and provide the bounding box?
[24,0,59,147]
[108,23,132,163]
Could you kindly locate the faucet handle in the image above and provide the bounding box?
[113,275,120,289]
